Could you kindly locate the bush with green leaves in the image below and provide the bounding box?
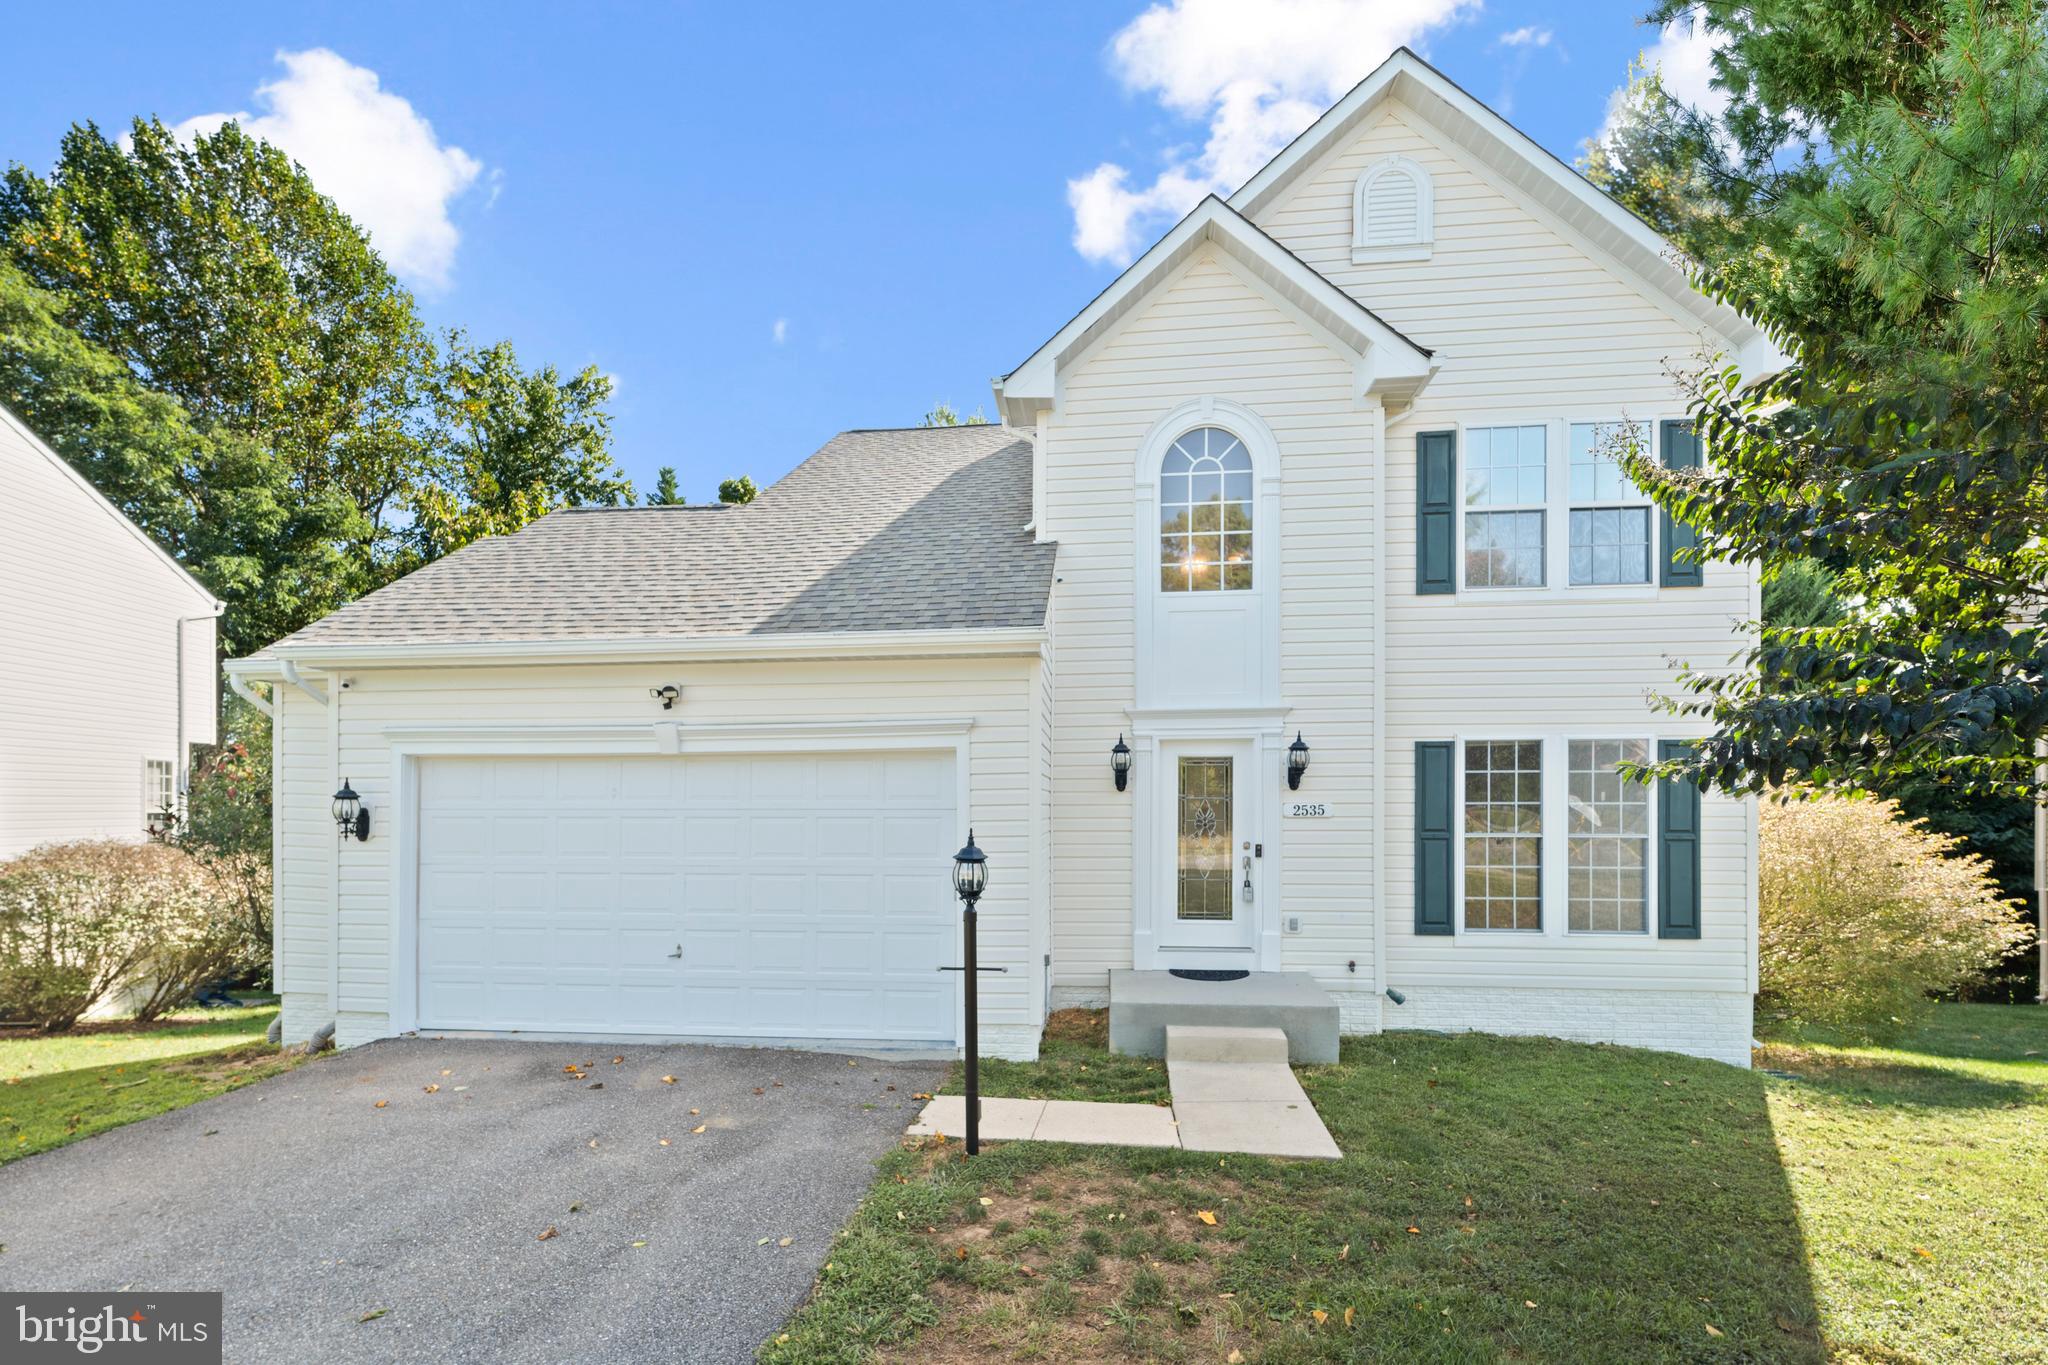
[0,840,240,1031]
[176,695,274,985]
[1759,794,2035,1041]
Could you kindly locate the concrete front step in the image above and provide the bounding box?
[1165,1025,1290,1065]
[1109,969,1340,1064]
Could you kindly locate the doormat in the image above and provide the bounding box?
[1168,968,1251,983]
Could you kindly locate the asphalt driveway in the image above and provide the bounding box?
[0,1037,945,1363]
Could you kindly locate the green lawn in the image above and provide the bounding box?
[764,1004,2047,1365]
[0,1005,301,1163]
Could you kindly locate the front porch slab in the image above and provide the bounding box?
[1109,969,1340,1064]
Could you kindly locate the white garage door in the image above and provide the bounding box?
[415,752,958,1042]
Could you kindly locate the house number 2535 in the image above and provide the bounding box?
[1283,801,1330,818]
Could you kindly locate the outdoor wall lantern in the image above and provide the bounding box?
[1111,734,1133,791]
[1287,732,1311,790]
[332,779,371,842]
[650,684,681,710]
[951,830,989,1156]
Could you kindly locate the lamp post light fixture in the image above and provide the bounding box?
[951,829,989,1156]
[332,779,371,843]
[1111,734,1133,791]
[1287,732,1311,790]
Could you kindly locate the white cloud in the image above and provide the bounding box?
[1497,25,1553,48]
[771,317,789,345]
[1067,0,1479,265]
[1597,16,1730,146]
[171,49,483,290]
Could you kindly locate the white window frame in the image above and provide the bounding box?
[1458,422,1550,592]
[1566,418,1657,589]
[1351,154,1434,264]
[1450,732,1661,944]
[1451,416,1676,599]
[143,758,175,823]
[1156,424,1257,595]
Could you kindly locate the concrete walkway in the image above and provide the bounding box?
[907,1025,1340,1160]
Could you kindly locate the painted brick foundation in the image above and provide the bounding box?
[1380,985,1754,1067]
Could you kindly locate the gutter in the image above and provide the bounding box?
[278,660,329,705]
[228,671,274,719]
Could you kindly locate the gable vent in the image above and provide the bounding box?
[1352,155,1433,263]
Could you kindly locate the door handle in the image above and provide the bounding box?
[1240,855,1254,904]
[667,944,684,960]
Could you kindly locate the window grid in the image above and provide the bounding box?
[1463,425,1547,588]
[1462,740,1541,930]
[1159,426,1254,593]
[1567,739,1650,933]
[144,759,174,821]
[1568,422,1653,586]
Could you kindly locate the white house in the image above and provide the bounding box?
[0,404,222,858]
[230,50,1779,1067]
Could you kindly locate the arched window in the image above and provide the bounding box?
[1352,155,1433,262]
[1159,426,1253,592]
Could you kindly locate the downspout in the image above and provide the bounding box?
[1370,399,1390,1021]
[228,672,275,719]
[175,613,222,802]
[279,660,329,705]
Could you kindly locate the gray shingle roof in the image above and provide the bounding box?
[257,425,1054,653]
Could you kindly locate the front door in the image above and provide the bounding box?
[1155,740,1258,956]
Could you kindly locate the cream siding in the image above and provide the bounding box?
[267,656,1041,1050]
[1041,251,1378,1012]
[1251,100,1756,1017]
[0,410,219,858]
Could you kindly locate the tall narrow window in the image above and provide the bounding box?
[1567,739,1651,931]
[1160,426,1254,592]
[143,758,174,821]
[1463,740,1541,930]
[1464,425,1547,588]
[1569,422,1653,585]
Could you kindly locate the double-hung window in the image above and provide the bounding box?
[1462,425,1547,588]
[1457,737,1656,936]
[1566,739,1650,932]
[1567,421,1653,586]
[143,758,174,822]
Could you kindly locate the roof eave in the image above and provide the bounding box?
[226,625,1052,676]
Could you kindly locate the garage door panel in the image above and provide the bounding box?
[417,752,958,1041]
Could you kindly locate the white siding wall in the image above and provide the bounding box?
[273,682,334,1043]
[0,413,218,858]
[1040,252,1379,1017]
[1251,102,1757,1056]
[268,655,1044,1054]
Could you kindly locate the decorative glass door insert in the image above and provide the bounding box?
[1176,756,1234,921]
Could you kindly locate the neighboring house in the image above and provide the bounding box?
[230,50,1781,1067]
[0,404,222,859]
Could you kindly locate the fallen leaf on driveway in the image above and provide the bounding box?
[631,1240,646,1248]
[373,1100,387,1109]
[358,1308,387,1324]
[537,1226,558,1242]
[661,1075,677,1085]
[778,1237,793,1247]
[612,1057,623,1065]
[659,1139,671,1147]
[1196,1210,1218,1226]
[754,1087,765,1095]
[569,1203,583,1212]
[587,1082,604,1090]
[422,1084,439,1094]
[689,1108,700,1115]
[692,1125,706,1135]
[440,1069,452,1076]
[588,1139,599,1148]
[563,1065,580,1074]
[758,1238,771,1246]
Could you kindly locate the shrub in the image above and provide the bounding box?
[177,698,273,985]
[0,840,238,1031]
[1759,794,2036,1042]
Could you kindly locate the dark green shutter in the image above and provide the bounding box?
[1415,741,1455,935]
[1416,430,1457,595]
[1657,739,1701,939]
[1659,420,1703,587]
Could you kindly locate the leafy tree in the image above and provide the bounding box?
[178,694,274,982]
[647,466,683,505]
[1760,559,1845,632]
[717,475,758,505]
[408,333,632,559]
[919,403,988,427]
[1590,1,2048,806]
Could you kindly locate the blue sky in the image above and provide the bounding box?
[0,2,1698,502]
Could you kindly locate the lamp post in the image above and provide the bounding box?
[951,830,988,1155]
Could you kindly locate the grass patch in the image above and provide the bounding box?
[768,1003,2048,1364]
[958,1009,1171,1105]
[0,1005,300,1162]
